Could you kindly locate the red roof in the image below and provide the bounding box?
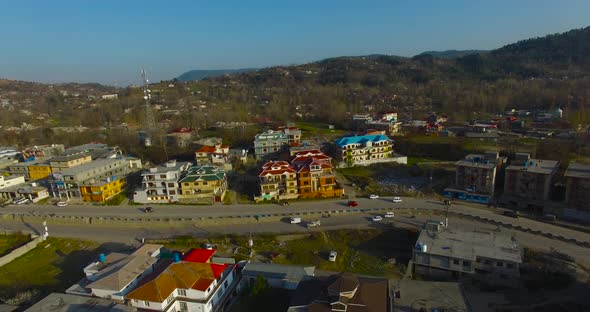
[196,146,216,153]
[193,278,215,291]
[183,248,216,263]
[210,263,229,279]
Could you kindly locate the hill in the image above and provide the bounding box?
[417,50,488,59]
[176,68,258,81]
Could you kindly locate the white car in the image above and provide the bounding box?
[369,194,379,199]
[290,217,302,224]
[384,212,395,218]
[392,196,402,203]
[328,251,337,262]
[372,215,383,222]
[56,201,68,207]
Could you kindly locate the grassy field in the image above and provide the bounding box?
[0,237,99,305]
[295,121,347,140]
[0,233,31,257]
[153,228,416,278]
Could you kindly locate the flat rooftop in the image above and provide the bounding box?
[455,154,504,169]
[25,293,130,312]
[416,228,522,264]
[564,162,590,179]
[143,160,190,174]
[50,153,90,163]
[58,158,127,177]
[506,158,559,175]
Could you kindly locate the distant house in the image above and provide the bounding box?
[178,165,228,203]
[133,160,191,204]
[241,263,315,290]
[335,134,406,167]
[195,142,231,170]
[101,94,118,100]
[254,127,302,159]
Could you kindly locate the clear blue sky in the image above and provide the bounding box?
[1,0,589,85]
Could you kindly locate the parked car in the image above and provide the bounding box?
[202,243,215,250]
[328,251,337,262]
[384,212,395,218]
[56,201,68,207]
[372,215,383,222]
[503,210,519,218]
[392,196,402,203]
[144,207,154,213]
[369,194,379,199]
[307,220,321,228]
[347,200,358,207]
[290,217,302,224]
[279,200,289,206]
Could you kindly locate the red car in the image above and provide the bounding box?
[347,201,358,207]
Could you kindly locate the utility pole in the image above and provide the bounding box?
[141,68,156,147]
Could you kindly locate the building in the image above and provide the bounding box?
[563,162,590,221]
[20,144,65,161]
[291,150,343,199]
[412,223,522,287]
[70,244,163,300]
[241,263,315,290]
[133,160,191,204]
[444,151,507,204]
[27,161,52,181]
[256,161,298,202]
[503,153,559,211]
[63,143,121,160]
[393,280,469,312]
[125,258,237,312]
[50,158,132,199]
[335,134,406,167]
[254,127,301,159]
[166,128,195,148]
[49,153,93,172]
[80,176,126,202]
[352,112,402,136]
[0,147,18,160]
[195,142,231,169]
[178,165,228,203]
[25,293,130,312]
[6,158,50,181]
[0,174,25,190]
[287,273,388,312]
[101,94,119,100]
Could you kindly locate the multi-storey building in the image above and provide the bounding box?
[80,176,126,202]
[195,142,230,169]
[179,165,228,203]
[20,144,65,160]
[63,143,121,160]
[444,151,507,204]
[412,222,522,287]
[291,150,343,199]
[335,134,405,167]
[503,153,559,211]
[256,161,298,201]
[49,153,93,172]
[564,162,590,221]
[133,160,191,204]
[0,175,25,190]
[253,127,301,159]
[28,162,52,181]
[50,158,132,199]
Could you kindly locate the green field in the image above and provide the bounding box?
[295,121,347,139]
[0,233,31,257]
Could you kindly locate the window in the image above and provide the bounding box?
[475,257,482,263]
[178,289,187,296]
[484,259,492,265]
[179,302,188,311]
[133,300,139,303]
[160,175,166,179]
[496,261,504,267]
[167,296,173,304]
[203,181,208,185]
[506,263,514,269]
[224,280,229,289]
[168,182,174,187]
[462,261,471,267]
[169,190,176,195]
[453,259,459,265]
[144,301,150,307]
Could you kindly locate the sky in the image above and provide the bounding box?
[0,0,589,85]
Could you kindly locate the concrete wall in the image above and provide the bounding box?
[0,235,43,267]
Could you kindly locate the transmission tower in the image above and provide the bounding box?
[141,68,156,146]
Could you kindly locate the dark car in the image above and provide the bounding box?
[144,207,154,213]
[347,201,358,207]
[503,210,519,218]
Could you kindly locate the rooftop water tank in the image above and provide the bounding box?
[421,244,428,253]
[99,253,106,263]
[173,253,180,263]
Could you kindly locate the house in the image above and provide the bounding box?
[0,183,50,203]
[72,244,163,300]
[335,134,406,167]
[133,160,191,204]
[287,272,389,312]
[241,263,315,290]
[49,153,93,172]
[7,158,49,181]
[25,293,130,312]
[503,153,559,212]
[393,280,469,312]
[352,112,402,136]
[195,142,231,170]
[0,147,19,160]
[178,165,228,203]
[444,151,507,204]
[563,162,590,221]
[101,94,119,100]
[80,176,126,202]
[254,127,302,159]
[20,144,65,160]
[125,258,237,312]
[0,174,25,190]
[27,162,52,181]
[412,223,522,288]
[166,128,195,148]
[291,150,344,199]
[256,161,298,202]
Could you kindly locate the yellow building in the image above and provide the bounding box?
[80,177,126,202]
[28,163,52,181]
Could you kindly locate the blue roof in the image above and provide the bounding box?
[335,134,391,147]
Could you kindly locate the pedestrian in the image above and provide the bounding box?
[141,237,145,244]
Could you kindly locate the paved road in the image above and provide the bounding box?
[2,197,589,244]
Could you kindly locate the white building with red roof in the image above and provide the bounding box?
[195,142,231,170]
[256,160,298,202]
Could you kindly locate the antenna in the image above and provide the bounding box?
[140,67,156,147]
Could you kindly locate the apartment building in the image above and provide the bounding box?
[50,158,131,199]
[256,161,298,202]
[27,162,52,181]
[80,176,126,202]
[254,127,301,159]
[20,144,65,160]
[335,134,405,167]
[0,175,25,190]
[413,223,522,287]
[564,162,590,221]
[444,151,507,204]
[133,160,191,204]
[179,165,228,203]
[63,143,121,160]
[291,150,343,199]
[503,153,559,211]
[49,153,93,172]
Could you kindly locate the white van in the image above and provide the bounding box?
[290,217,302,224]
[384,212,395,218]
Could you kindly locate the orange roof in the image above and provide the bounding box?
[196,146,216,153]
[126,261,224,303]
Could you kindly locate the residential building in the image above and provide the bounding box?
[80,176,126,202]
[444,151,507,204]
[291,150,344,199]
[20,144,65,160]
[256,161,298,202]
[69,244,163,300]
[0,174,25,190]
[133,160,191,204]
[125,258,237,312]
[335,134,406,167]
[0,147,18,160]
[166,128,195,148]
[254,127,301,159]
[195,142,231,170]
[352,112,402,136]
[25,293,130,312]
[49,153,93,172]
[28,162,52,181]
[563,162,590,221]
[241,263,315,290]
[287,273,388,312]
[50,158,132,199]
[503,153,559,211]
[393,280,469,312]
[412,223,522,287]
[178,165,228,203]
